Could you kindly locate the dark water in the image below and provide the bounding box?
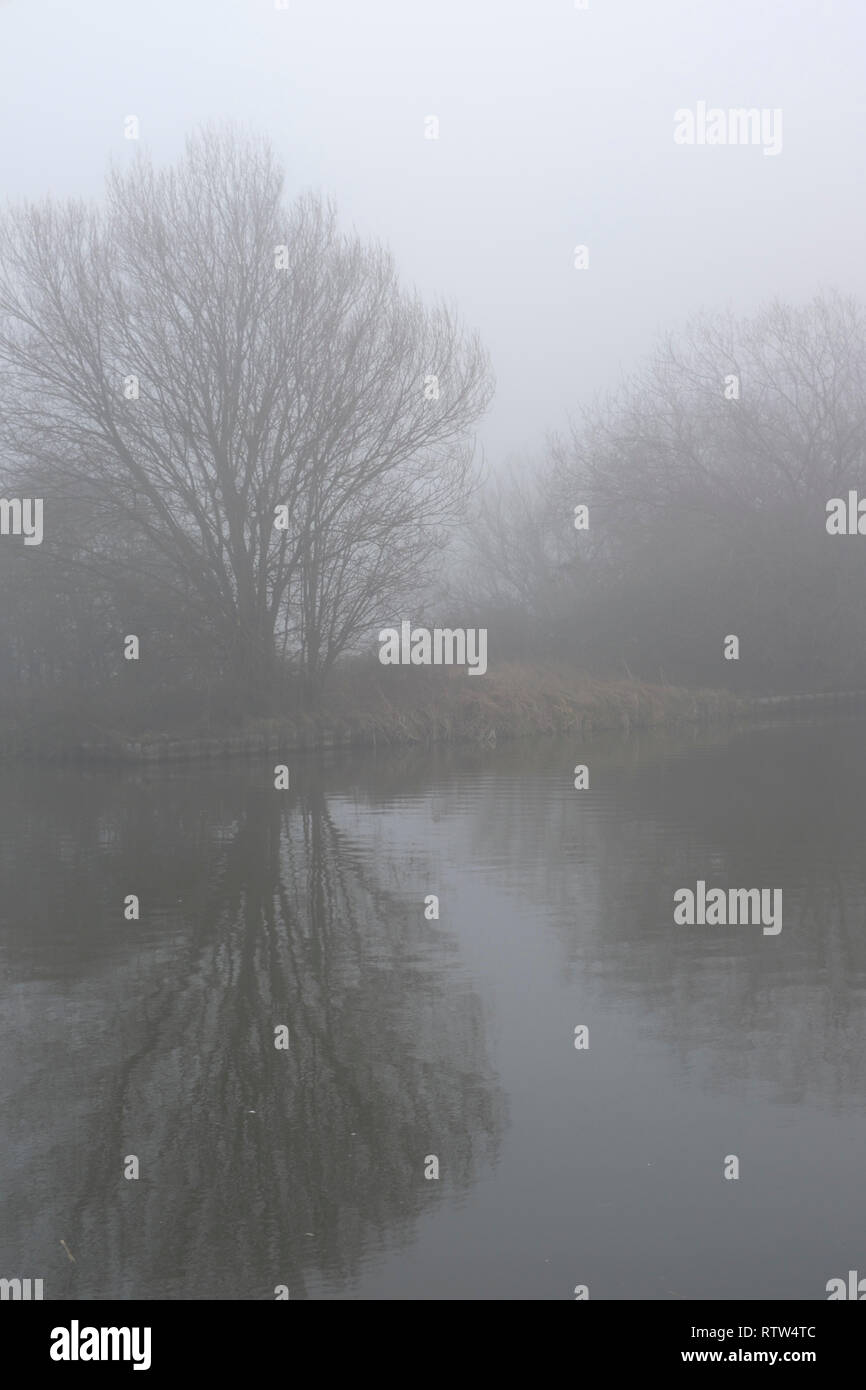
[2,717,865,1301]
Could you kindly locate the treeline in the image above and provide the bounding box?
[457,292,866,693]
[0,126,864,728]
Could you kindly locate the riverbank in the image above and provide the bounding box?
[0,665,743,763]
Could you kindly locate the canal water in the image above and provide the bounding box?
[1,716,864,1299]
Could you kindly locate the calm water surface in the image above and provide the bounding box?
[2,717,865,1300]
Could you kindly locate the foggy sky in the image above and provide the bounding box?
[1,0,863,463]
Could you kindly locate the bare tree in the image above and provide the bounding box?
[0,127,492,710]
[539,292,866,688]
[552,293,866,523]
[447,459,588,662]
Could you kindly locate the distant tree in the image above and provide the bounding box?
[448,460,590,664]
[540,292,866,689]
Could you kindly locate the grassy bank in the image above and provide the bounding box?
[0,665,743,763]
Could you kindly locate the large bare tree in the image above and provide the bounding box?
[0,128,492,709]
